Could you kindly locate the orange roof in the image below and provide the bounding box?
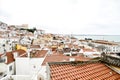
[30,45,41,49]
[31,50,48,58]
[42,52,90,65]
[48,61,120,80]
[83,48,95,52]
[6,49,26,64]
[6,52,14,64]
[0,54,4,57]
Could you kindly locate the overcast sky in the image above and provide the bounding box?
[0,0,120,35]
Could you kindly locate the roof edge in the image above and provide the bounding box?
[47,60,101,66]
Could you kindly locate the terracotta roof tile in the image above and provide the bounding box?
[30,45,41,49]
[83,48,95,52]
[0,54,4,57]
[6,52,14,64]
[31,50,48,58]
[42,52,90,65]
[13,49,26,55]
[48,61,120,80]
[6,49,26,64]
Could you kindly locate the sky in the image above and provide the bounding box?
[0,0,120,35]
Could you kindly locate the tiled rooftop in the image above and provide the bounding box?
[42,52,90,65]
[0,54,4,57]
[6,52,14,64]
[6,49,26,64]
[30,45,41,49]
[31,50,48,58]
[83,48,95,52]
[48,61,120,80]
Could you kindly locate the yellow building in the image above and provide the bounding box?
[16,44,27,51]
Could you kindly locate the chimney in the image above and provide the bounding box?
[27,49,31,58]
[13,52,18,58]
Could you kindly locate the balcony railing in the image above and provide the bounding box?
[101,53,120,67]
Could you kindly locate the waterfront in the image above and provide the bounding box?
[74,35,120,42]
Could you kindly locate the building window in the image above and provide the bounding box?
[9,66,12,71]
[113,50,115,52]
[2,44,5,47]
[0,72,3,76]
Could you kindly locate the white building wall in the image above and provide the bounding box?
[7,62,15,75]
[83,52,101,58]
[0,43,5,53]
[16,58,30,75]
[38,66,47,80]
[0,38,6,44]
[29,58,44,75]
[105,45,120,53]
[0,38,14,53]
[6,44,12,52]
[31,65,47,80]
[1,75,31,80]
[16,57,45,76]
[0,21,7,30]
